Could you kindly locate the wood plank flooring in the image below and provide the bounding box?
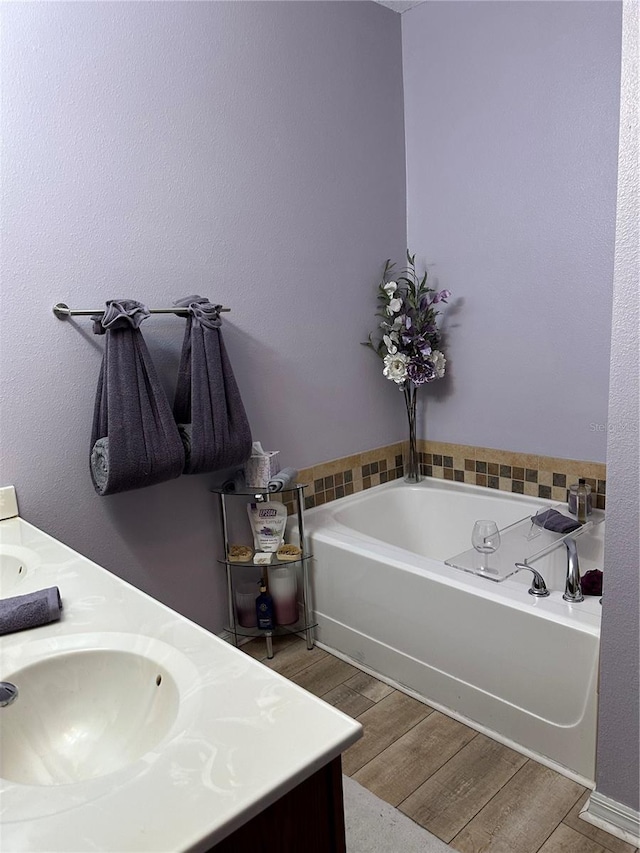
[242,636,638,853]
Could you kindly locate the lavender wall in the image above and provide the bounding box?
[0,1,406,631]
[595,0,639,812]
[402,1,622,462]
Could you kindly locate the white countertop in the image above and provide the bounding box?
[0,512,362,852]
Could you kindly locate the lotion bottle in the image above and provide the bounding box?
[255,580,274,631]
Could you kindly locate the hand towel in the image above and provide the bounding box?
[90,299,185,495]
[221,469,246,493]
[531,508,582,534]
[0,587,63,635]
[582,569,603,596]
[267,467,299,492]
[173,296,252,475]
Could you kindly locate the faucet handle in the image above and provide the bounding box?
[514,563,551,597]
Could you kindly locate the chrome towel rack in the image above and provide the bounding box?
[53,302,230,320]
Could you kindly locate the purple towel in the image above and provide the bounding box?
[582,569,603,596]
[173,296,252,475]
[0,587,62,635]
[532,509,582,534]
[90,300,185,495]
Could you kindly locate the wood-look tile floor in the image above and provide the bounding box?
[242,635,639,853]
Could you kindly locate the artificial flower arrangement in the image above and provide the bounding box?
[363,252,451,481]
[363,251,450,387]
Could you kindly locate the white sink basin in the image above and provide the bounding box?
[0,553,27,596]
[0,639,183,786]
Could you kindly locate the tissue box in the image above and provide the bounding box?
[244,450,280,488]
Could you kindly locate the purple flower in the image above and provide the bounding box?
[407,358,436,385]
[431,289,451,304]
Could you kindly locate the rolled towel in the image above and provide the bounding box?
[267,467,299,492]
[532,508,582,534]
[0,587,63,635]
[90,437,110,496]
[221,469,246,493]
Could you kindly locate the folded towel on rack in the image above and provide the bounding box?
[268,467,298,492]
[173,296,252,475]
[221,468,246,492]
[531,508,582,534]
[90,299,185,495]
[0,587,63,635]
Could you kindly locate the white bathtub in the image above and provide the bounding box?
[303,478,603,783]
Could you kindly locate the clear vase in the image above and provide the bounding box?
[402,383,420,483]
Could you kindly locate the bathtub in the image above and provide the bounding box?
[302,477,603,784]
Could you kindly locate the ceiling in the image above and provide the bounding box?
[372,0,427,12]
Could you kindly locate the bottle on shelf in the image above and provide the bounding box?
[255,580,275,631]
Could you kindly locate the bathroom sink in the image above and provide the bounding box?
[0,643,181,786]
[0,553,27,596]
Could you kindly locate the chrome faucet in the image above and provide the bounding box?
[562,537,584,602]
[514,563,550,597]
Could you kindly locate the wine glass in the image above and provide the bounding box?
[472,520,501,572]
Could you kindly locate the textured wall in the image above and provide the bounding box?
[595,0,640,811]
[0,1,406,631]
[402,1,622,462]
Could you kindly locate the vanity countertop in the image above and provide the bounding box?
[0,513,362,852]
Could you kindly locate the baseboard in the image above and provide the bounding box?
[580,791,640,847]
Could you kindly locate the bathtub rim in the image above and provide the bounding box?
[302,478,602,636]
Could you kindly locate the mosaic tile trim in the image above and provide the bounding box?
[296,441,606,511]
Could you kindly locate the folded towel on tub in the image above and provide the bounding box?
[90,299,185,495]
[0,587,63,635]
[531,508,582,534]
[173,296,252,475]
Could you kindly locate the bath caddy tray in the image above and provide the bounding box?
[444,505,605,582]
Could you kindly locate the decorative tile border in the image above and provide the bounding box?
[296,441,606,512]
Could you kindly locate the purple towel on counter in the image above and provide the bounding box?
[0,587,63,635]
[532,509,582,534]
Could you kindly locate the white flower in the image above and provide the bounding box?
[383,352,409,384]
[431,349,446,379]
[386,297,403,315]
[382,334,397,354]
[383,281,397,296]
[391,316,404,331]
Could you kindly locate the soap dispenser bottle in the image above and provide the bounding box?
[568,478,592,522]
[255,580,274,631]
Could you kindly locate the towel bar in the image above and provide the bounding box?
[53,302,230,320]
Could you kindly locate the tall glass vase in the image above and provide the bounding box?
[402,382,420,483]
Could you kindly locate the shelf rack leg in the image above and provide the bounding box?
[296,485,314,651]
[266,632,273,660]
[219,493,239,648]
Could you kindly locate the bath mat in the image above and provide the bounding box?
[343,775,454,853]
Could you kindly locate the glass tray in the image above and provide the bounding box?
[444,505,605,582]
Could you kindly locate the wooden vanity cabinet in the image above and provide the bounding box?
[210,757,346,853]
